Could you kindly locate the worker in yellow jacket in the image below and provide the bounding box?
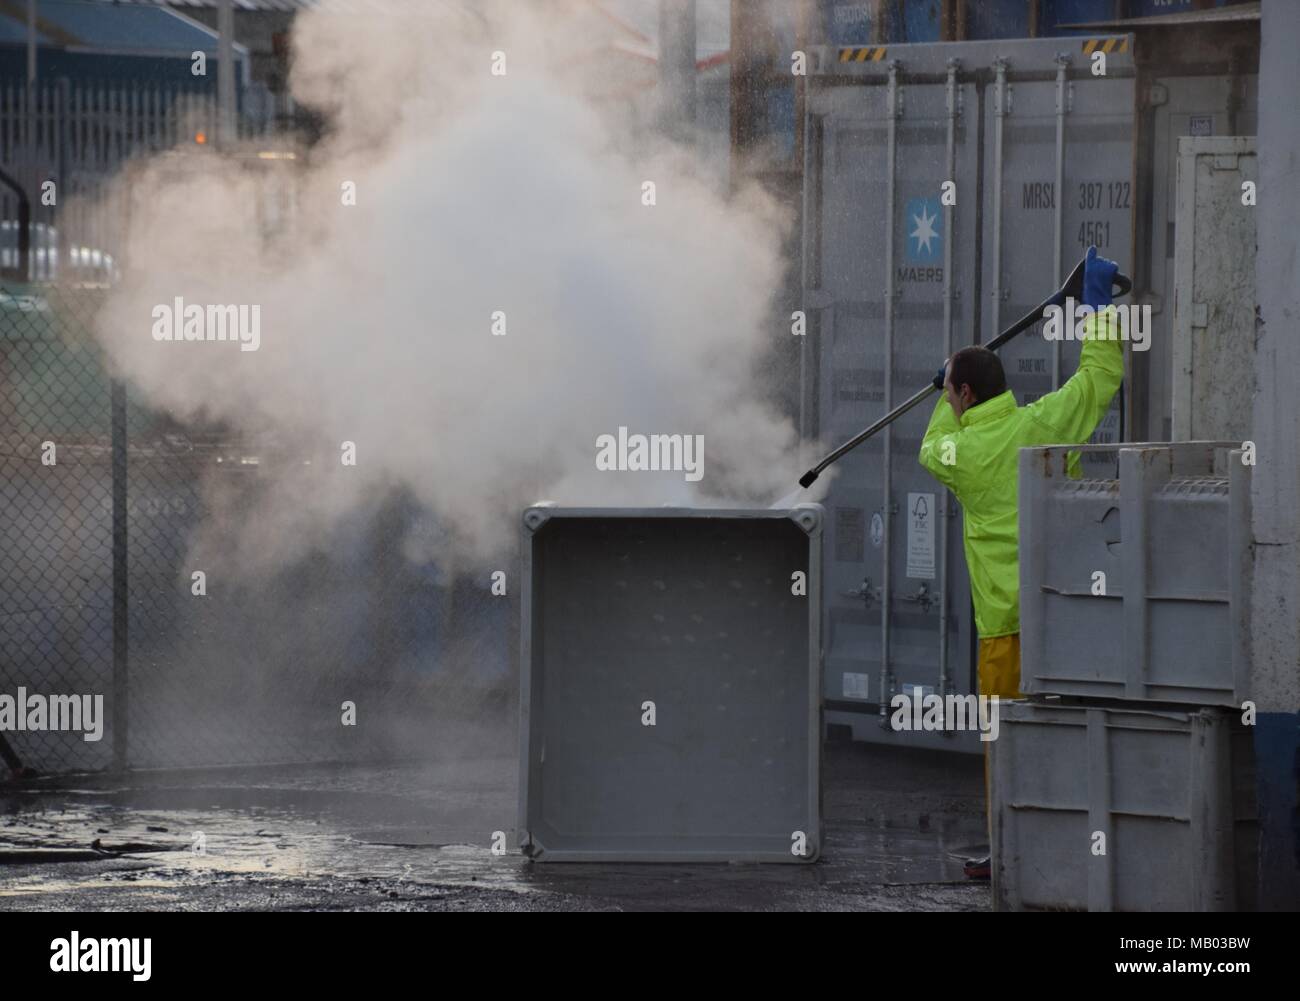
[918,246,1124,877]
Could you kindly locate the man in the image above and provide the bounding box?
[918,247,1124,879]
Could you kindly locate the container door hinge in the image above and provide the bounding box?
[900,582,936,613]
[847,577,881,609]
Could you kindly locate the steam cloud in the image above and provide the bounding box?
[95,0,806,575]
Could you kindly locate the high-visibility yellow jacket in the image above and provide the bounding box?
[918,309,1124,639]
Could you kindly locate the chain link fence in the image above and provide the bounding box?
[1,283,515,776]
[0,285,114,773]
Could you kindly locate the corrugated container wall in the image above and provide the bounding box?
[1172,136,1257,442]
[900,0,944,43]
[965,0,1034,39]
[1130,30,1258,441]
[1019,442,1252,707]
[1040,0,1116,35]
[817,1,939,45]
[804,35,1135,750]
[991,701,1257,911]
[820,1,876,45]
[1128,0,1253,16]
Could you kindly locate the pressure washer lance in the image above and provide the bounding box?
[794,255,1132,491]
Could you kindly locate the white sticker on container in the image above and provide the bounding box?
[906,492,936,580]
[842,672,870,700]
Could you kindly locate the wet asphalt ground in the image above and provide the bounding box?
[0,739,990,911]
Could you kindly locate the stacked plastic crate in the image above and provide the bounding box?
[991,441,1257,910]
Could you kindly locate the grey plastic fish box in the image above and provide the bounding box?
[518,505,823,862]
[1018,442,1251,707]
[991,700,1257,912]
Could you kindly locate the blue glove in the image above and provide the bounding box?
[1082,245,1119,310]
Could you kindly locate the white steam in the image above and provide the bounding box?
[95,0,808,574]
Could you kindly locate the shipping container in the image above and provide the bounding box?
[1125,13,1258,439]
[819,1,876,46]
[1171,136,1256,441]
[816,0,939,46]
[991,700,1257,911]
[1019,441,1251,706]
[518,506,823,861]
[800,10,1260,749]
[899,0,944,43]
[964,0,1034,39]
[804,34,1135,750]
[1040,0,1116,35]
[1127,0,1252,17]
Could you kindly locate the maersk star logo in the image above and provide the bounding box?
[905,197,943,263]
[912,205,938,253]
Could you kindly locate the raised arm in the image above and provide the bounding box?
[1025,247,1125,444]
[918,394,963,493]
[1024,308,1124,444]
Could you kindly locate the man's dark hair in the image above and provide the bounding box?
[948,345,1007,405]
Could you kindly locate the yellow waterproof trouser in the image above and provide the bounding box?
[977,633,1023,700]
[978,633,1022,839]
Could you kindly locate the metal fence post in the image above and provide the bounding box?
[57,77,69,221]
[111,377,129,772]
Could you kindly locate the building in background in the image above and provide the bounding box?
[0,1,261,282]
[105,0,307,128]
[0,0,250,86]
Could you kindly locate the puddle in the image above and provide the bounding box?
[0,751,990,910]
